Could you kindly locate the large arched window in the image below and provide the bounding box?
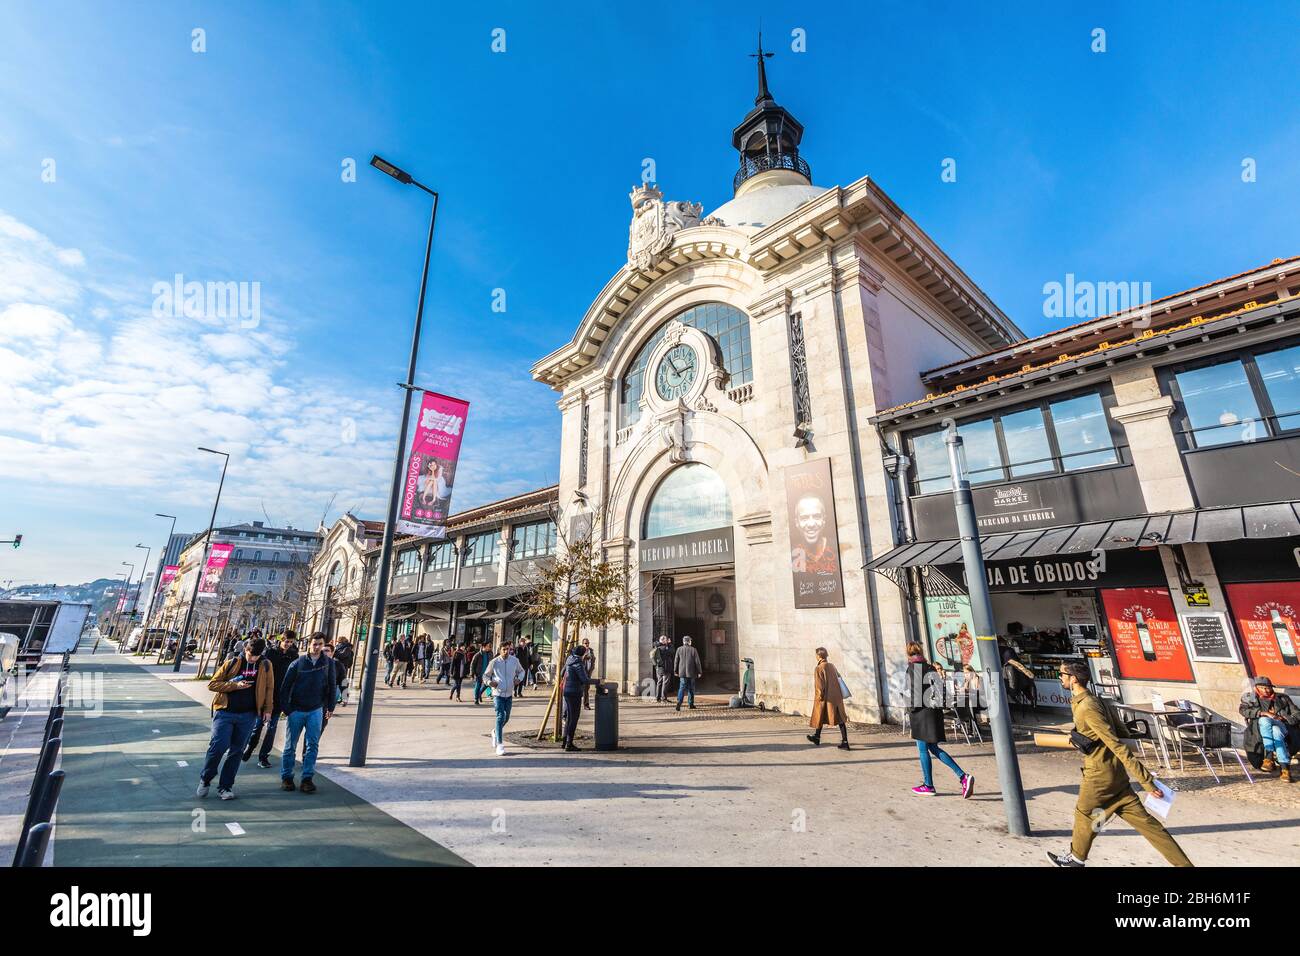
[643,463,733,539]
[619,302,752,427]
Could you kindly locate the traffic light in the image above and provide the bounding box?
[11,534,20,550]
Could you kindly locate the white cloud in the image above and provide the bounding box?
[0,209,561,581]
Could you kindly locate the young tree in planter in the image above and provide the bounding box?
[521,506,638,742]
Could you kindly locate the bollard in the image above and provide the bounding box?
[41,705,64,745]
[17,736,61,846]
[46,718,63,747]
[30,770,64,830]
[14,822,52,868]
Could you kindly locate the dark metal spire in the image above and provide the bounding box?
[750,31,774,106]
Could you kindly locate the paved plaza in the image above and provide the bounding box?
[18,644,1292,868]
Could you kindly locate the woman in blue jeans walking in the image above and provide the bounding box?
[905,643,974,798]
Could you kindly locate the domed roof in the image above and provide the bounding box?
[706,183,828,233]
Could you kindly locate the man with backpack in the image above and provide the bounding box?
[198,636,273,800]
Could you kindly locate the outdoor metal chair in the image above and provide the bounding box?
[1163,700,1254,784]
[1111,703,1167,769]
[1094,679,1122,701]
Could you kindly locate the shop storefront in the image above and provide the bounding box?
[1211,539,1300,688]
[919,548,1172,709]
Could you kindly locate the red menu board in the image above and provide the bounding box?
[1224,583,1300,687]
[1100,587,1194,682]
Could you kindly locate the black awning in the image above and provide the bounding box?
[866,501,1300,575]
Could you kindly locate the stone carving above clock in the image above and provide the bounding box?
[628,183,703,272]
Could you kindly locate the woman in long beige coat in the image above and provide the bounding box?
[806,647,850,750]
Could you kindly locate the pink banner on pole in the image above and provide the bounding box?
[160,565,179,588]
[396,390,470,539]
[198,543,234,597]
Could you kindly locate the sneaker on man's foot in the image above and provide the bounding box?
[495,744,506,756]
[196,781,210,798]
[910,785,936,796]
[300,777,316,793]
[1046,850,1085,867]
[961,773,975,799]
[257,756,271,769]
[563,743,578,752]
[218,788,236,801]
[281,778,296,791]
[1262,756,1277,772]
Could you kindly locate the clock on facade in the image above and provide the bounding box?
[655,344,698,400]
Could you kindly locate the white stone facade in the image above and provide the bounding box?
[534,172,1021,721]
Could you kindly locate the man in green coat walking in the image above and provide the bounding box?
[1047,662,1192,867]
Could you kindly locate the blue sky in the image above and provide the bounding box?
[1,0,1297,584]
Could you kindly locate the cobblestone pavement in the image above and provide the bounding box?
[147,663,1300,867]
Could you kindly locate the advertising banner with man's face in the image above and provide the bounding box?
[396,390,470,540]
[1100,587,1194,682]
[785,459,845,609]
[198,542,234,598]
[1223,582,1300,686]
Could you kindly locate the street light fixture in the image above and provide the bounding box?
[174,448,230,672]
[113,560,136,646]
[942,418,1030,837]
[350,154,440,768]
[132,543,152,622]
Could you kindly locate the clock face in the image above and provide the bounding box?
[655,344,698,400]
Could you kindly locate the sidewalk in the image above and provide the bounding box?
[118,653,1300,867]
[308,675,1300,867]
[52,646,465,866]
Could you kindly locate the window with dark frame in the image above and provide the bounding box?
[511,520,557,559]
[905,388,1123,495]
[462,531,499,567]
[1165,339,1300,449]
[425,541,455,570]
[395,549,421,576]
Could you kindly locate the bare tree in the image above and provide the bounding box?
[519,503,640,741]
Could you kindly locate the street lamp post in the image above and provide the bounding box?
[113,561,135,647]
[131,543,152,626]
[350,154,439,768]
[943,419,1031,836]
[174,448,229,672]
[145,514,177,638]
[109,570,129,651]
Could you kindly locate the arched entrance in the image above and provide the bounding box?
[640,463,740,695]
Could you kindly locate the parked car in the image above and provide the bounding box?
[127,627,177,652]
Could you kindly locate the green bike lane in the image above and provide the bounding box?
[54,648,467,866]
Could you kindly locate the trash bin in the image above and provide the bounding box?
[594,681,619,751]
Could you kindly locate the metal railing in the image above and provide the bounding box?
[11,652,70,867]
[733,151,812,192]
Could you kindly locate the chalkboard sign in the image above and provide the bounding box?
[1180,612,1239,664]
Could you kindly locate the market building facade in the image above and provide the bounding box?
[533,53,1023,720]
[868,256,1300,719]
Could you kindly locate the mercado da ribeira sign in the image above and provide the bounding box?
[638,527,735,572]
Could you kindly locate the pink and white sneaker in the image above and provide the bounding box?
[910,784,936,796]
[961,774,975,799]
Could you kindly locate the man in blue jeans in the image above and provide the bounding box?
[279,632,335,793]
[1241,675,1300,783]
[673,636,702,711]
[198,637,273,800]
[484,641,525,756]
